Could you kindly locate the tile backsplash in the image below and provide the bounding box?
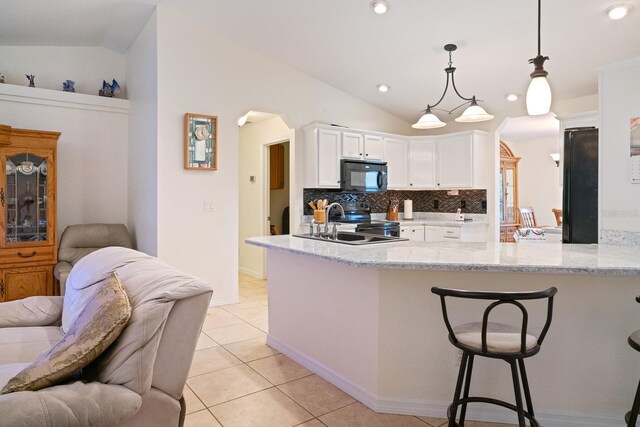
[303,189,487,215]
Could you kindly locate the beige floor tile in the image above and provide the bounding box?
[196,332,219,350]
[184,409,222,427]
[189,346,242,377]
[183,385,205,414]
[187,364,272,407]
[319,402,428,427]
[295,420,326,427]
[210,387,313,427]
[246,316,269,333]
[231,305,269,323]
[248,354,312,385]
[223,336,280,362]
[202,307,243,330]
[250,279,267,288]
[239,272,260,282]
[417,416,448,427]
[221,299,265,314]
[278,374,356,417]
[240,286,268,299]
[204,322,266,345]
[239,281,262,291]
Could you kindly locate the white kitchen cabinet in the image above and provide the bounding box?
[410,225,425,241]
[304,126,342,188]
[425,226,442,242]
[341,131,364,159]
[384,137,409,189]
[409,139,437,189]
[364,134,384,160]
[400,226,410,239]
[436,135,474,188]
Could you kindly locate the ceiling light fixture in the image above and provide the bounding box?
[506,94,519,102]
[377,84,390,92]
[526,0,552,116]
[607,4,633,19]
[412,44,493,129]
[370,0,389,14]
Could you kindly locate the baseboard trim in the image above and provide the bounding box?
[266,335,621,427]
[208,295,239,307]
[238,267,265,280]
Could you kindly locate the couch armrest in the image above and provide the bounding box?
[0,381,142,427]
[54,261,73,295]
[0,296,64,328]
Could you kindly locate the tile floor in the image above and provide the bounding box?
[184,273,516,427]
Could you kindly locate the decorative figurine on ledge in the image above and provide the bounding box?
[62,80,75,92]
[0,74,5,84]
[98,79,121,97]
[25,74,35,87]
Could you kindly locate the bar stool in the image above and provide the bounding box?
[626,296,640,426]
[431,286,557,427]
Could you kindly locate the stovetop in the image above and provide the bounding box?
[329,202,398,227]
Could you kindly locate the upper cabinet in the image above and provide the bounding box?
[304,126,341,188]
[384,137,409,189]
[304,124,489,190]
[409,139,436,189]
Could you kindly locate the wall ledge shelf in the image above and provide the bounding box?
[0,83,129,114]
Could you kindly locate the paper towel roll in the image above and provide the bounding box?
[404,200,413,219]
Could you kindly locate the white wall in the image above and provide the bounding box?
[125,10,158,254]
[599,57,640,236]
[152,5,414,305]
[238,116,291,279]
[0,46,126,96]
[0,94,128,240]
[506,137,562,227]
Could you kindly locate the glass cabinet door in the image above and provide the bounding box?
[5,153,49,244]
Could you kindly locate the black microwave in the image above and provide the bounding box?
[340,160,388,193]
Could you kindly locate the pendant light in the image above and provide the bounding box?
[412,44,493,129]
[526,0,552,115]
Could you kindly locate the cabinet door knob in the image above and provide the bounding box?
[365,153,369,156]
[359,153,363,156]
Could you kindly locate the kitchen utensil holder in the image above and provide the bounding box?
[313,210,326,223]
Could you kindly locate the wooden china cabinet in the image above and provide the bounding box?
[0,124,59,301]
[499,141,520,242]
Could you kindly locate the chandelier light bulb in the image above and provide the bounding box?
[455,101,494,123]
[526,76,552,115]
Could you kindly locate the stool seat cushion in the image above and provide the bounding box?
[453,322,537,353]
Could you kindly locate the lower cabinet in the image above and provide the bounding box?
[0,265,54,302]
[400,224,487,243]
[410,226,425,241]
[425,226,442,242]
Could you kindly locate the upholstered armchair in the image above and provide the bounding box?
[0,247,212,427]
[55,224,133,295]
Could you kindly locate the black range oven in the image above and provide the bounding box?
[329,202,400,237]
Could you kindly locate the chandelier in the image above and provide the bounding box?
[412,44,494,129]
[526,0,552,115]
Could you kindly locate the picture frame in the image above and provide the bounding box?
[184,113,218,170]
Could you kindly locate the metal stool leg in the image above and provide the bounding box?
[449,352,469,427]
[509,360,526,427]
[628,379,640,426]
[517,358,535,417]
[459,354,474,427]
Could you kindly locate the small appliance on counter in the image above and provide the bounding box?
[455,208,466,222]
[329,201,400,237]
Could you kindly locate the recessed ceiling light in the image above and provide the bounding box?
[607,4,633,20]
[377,84,390,93]
[506,93,519,102]
[370,0,389,14]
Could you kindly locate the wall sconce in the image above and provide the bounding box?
[550,153,560,167]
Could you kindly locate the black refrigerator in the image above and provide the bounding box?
[562,127,598,243]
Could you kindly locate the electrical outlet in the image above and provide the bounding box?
[203,201,215,212]
[433,199,439,209]
[460,200,466,209]
[481,200,487,210]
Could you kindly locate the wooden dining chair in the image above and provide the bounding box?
[552,209,563,226]
[519,207,537,228]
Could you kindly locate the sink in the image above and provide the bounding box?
[292,231,408,245]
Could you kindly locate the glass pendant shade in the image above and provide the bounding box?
[455,102,494,123]
[526,76,552,115]
[412,110,446,129]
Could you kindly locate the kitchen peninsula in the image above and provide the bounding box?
[247,235,640,427]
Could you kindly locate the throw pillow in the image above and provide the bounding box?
[1,272,131,394]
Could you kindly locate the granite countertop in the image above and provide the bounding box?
[246,235,640,276]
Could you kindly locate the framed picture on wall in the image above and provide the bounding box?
[184,113,218,170]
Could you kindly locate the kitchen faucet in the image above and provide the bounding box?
[324,203,346,237]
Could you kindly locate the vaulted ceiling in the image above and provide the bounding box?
[1,0,639,124]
